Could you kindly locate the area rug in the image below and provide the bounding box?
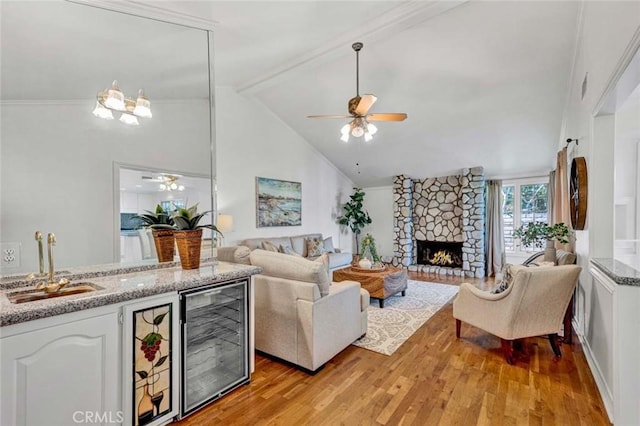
[353,280,458,356]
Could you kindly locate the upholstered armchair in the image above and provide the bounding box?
[453,265,581,364]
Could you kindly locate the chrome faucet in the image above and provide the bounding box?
[35,233,69,293]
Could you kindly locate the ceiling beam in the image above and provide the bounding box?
[236,0,469,95]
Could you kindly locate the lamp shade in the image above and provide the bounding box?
[217,214,234,233]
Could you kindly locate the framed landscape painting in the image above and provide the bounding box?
[256,177,302,227]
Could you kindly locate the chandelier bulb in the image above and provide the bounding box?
[340,133,350,143]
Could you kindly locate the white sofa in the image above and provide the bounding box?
[236,249,368,373]
[240,233,352,271]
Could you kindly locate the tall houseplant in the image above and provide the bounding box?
[513,221,572,263]
[135,204,176,263]
[172,204,222,270]
[338,188,372,256]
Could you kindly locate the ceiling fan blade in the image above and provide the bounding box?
[307,114,353,119]
[367,113,408,122]
[355,94,377,115]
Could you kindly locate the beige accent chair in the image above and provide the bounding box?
[248,249,369,373]
[453,265,581,364]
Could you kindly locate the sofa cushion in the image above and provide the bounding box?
[327,252,352,269]
[250,249,330,297]
[281,245,302,257]
[557,250,577,265]
[241,237,292,252]
[307,237,326,257]
[323,236,335,253]
[261,240,280,252]
[492,264,528,294]
[314,253,330,275]
[291,233,322,257]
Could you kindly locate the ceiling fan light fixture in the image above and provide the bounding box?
[307,41,406,144]
[351,125,364,138]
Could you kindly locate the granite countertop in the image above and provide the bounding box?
[591,258,640,286]
[0,261,262,327]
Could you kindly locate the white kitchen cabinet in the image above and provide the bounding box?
[1,307,121,426]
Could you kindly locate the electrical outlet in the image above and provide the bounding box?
[1,242,21,268]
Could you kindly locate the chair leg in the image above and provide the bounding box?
[455,319,461,338]
[501,339,514,365]
[548,333,562,357]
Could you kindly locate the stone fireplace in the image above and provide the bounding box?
[392,167,486,277]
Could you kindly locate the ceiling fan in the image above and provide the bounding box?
[307,42,407,142]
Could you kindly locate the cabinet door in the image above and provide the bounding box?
[1,312,120,426]
[122,294,180,426]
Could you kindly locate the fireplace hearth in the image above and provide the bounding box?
[416,240,463,268]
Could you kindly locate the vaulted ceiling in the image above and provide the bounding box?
[204,0,581,186]
[2,1,581,187]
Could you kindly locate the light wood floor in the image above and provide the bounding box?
[175,273,610,425]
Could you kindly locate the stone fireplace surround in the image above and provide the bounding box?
[391,167,486,277]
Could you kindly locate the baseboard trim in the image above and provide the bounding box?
[573,322,614,423]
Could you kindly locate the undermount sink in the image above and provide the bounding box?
[7,283,103,304]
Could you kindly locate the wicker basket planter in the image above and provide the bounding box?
[175,229,203,270]
[151,229,175,263]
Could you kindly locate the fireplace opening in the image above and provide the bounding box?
[416,240,463,268]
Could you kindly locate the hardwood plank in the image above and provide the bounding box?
[174,274,611,426]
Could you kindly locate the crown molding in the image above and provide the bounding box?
[236,0,469,95]
[65,0,218,31]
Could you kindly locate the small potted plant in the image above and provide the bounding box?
[513,221,572,263]
[359,233,381,269]
[135,204,176,263]
[172,204,222,270]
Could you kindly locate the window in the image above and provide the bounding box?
[502,178,549,253]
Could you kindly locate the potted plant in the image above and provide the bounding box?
[135,204,176,263]
[359,233,381,269]
[513,221,572,263]
[172,204,222,270]
[338,188,372,261]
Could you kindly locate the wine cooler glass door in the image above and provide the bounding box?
[182,280,248,415]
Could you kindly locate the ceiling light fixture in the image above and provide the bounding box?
[158,175,184,192]
[340,117,377,143]
[93,80,152,125]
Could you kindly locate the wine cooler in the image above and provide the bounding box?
[179,279,250,417]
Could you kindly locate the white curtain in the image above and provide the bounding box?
[485,180,505,277]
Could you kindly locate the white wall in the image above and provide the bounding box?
[215,87,354,250]
[0,101,210,274]
[361,186,394,257]
[558,1,640,422]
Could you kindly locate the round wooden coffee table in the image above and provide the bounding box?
[333,266,408,308]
